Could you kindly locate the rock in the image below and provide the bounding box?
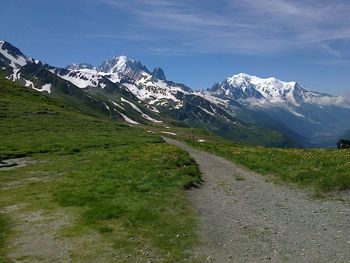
[206,255,213,261]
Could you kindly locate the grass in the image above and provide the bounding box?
[141,120,350,195]
[190,140,350,194]
[0,214,10,263]
[0,76,201,262]
[139,121,350,194]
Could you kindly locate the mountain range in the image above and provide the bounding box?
[1,40,349,147]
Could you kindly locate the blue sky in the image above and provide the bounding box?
[1,0,349,95]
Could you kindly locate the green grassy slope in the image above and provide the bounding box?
[190,139,350,195]
[0,76,201,262]
[143,125,350,195]
[161,95,297,147]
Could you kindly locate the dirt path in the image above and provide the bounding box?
[164,137,350,263]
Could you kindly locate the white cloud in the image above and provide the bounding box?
[99,0,350,60]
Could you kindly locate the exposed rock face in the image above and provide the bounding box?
[152,67,166,81]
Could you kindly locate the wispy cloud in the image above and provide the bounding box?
[311,59,350,66]
[99,0,350,61]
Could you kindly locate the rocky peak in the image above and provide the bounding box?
[151,67,166,80]
[66,63,96,71]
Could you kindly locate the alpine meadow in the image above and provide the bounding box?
[1,0,350,262]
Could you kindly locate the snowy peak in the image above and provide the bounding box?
[66,63,96,71]
[152,67,166,80]
[228,73,300,103]
[0,40,33,68]
[209,73,346,107]
[98,55,150,80]
[226,73,297,93]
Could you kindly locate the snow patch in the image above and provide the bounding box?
[118,112,140,124]
[25,80,51,94]
[24,79,34,88]
[59,70,102,88]
[0,46,28,68]
[199,106,214,116]
[9,68,21,80]
[121,97,162,123]
[285,107,304,118]
[103,102,110,111]
[123,79,183,104]
[147,105,160,113]
[109,100,125,110]
[33,83,52,94]
[174,101,184,109]
[161,131,177,136]
[194,92,230,108]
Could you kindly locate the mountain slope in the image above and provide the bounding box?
[0,41,167,126]
[1,40,296,147]
[0,73,204,262]
[208,73,350,147]
[62,56,296,146]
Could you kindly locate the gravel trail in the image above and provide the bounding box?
[164,137,350,263]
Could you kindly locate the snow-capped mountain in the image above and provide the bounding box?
[2,40,349,147]
[210,73,346,107]
[0,40,34,68]
[98,56,150,81]
[3,40,279,147]
[0,41,155,124]
[208,73,350,146]
[0,40,54,93]
[66,63,96,71]
[60,55,193,109]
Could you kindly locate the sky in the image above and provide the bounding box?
[1,0,350,95]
